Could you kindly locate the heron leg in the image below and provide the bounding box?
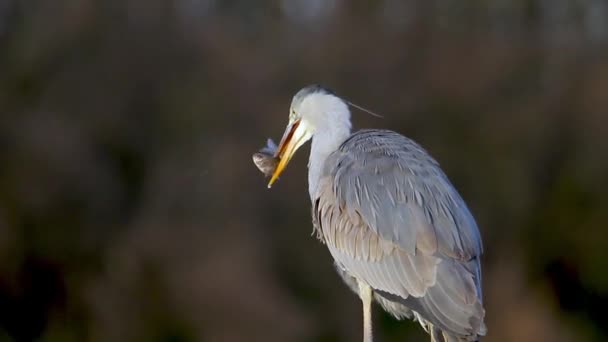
[358,281,373,342]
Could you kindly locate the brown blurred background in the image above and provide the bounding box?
[0,1,607,341]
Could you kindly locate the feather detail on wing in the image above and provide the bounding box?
[318,129,482,260]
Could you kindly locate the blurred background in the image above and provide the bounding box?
[0,0,607,341]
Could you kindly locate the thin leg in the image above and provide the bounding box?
[358,281,373,342]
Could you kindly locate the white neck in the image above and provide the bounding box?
[307,124,351,199]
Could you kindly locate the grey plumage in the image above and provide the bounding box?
[260,85,486,342]
[312,130,485,341]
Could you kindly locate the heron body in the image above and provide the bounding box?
[262,85,486,342]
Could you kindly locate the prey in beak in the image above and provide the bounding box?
[252,139,278,177]
[268,119,311,188]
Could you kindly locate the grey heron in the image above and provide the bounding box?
[260,85,486,342]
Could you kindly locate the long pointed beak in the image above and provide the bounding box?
[268,119,309,188]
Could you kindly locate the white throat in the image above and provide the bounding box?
[307,121,351,199]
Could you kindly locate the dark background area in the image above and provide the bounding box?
[1,1,607,341]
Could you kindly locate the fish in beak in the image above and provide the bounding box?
[252,139,278,177]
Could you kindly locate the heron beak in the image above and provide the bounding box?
[268,119,310,188]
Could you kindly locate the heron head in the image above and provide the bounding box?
[268,85,351,188]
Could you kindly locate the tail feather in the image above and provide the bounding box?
[429,323,481,342]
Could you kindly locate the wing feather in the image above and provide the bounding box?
[325,129,482,260]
